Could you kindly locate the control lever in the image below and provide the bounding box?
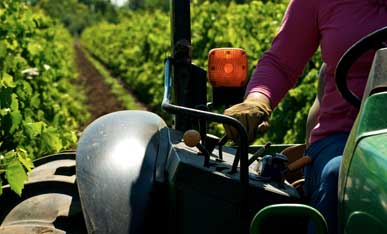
[203,134,228,161]
[230,142,271,174]
[216,135,228,161]
[248,142,271,166]
[288,156,312,172]
[183,130,211,167]
[204,134,221,155]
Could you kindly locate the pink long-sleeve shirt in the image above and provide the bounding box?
[246,0,387,143]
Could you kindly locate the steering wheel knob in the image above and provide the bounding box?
[183,130,201,147]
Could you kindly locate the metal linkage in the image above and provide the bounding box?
[162,58,250,233]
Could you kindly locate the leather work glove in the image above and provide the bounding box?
[223,94,272,143]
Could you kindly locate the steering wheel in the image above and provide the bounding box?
[335,26,387,108]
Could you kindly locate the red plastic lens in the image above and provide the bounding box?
[208,48,248,87]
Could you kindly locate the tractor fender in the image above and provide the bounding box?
[76,110,170,234]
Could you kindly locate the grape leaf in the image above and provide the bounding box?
[1,73,15,88]
[30,94,40,108]
[6,159,27,196]
[9,110,22,133]
[17,149,34,172]
[40,127,63,153]
[0,41,7,59]
[23,121,45,138]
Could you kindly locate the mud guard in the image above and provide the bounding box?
[76,110,170,234]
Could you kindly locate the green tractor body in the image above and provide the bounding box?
[338,48,387,233]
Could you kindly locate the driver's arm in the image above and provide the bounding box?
[224,0,320,142]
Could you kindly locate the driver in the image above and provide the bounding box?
[223,0,387,233]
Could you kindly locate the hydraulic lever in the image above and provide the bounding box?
[248,142,271,166]
[183,130,211,167]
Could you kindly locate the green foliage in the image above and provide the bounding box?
[82,0,321,144]
[82,10,170,117]
[127,0,169,11]
[0,0,88,195]
[32,0,119,35]
[126,0,286,11]
[5,151,29,196]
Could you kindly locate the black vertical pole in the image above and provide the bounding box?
[170,2,248,233]
[170,0,192,131]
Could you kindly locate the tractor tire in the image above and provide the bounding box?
[0,152,87,234]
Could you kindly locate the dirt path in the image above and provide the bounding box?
[74,43,126,128]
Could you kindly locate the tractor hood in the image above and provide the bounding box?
[76,110,170,234]
[339,48,387,233]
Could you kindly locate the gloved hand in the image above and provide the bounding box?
[223,93,272,143]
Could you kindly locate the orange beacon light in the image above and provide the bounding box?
[208,48,248,88]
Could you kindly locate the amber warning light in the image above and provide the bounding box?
[208,48,248,87]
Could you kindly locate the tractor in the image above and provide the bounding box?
[1,0,387,233]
